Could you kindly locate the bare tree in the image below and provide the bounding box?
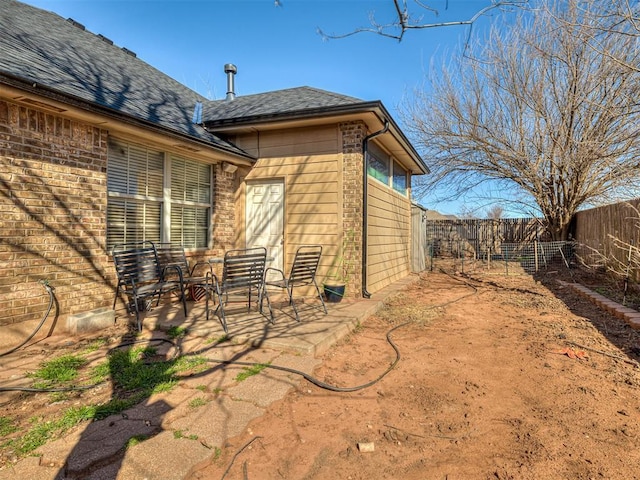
[557,1,640,73]
[486,205,504,219]
[405,0,640,240]
[315,0,529,41]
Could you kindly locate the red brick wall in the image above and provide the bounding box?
[0,99,112,327]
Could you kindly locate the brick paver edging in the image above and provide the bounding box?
[558,280,640,330]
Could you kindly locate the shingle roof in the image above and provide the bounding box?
[0,0,250,157]
[203,86,367,124]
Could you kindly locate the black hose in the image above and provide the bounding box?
[200,272,478,393]
[0,280,55,357]
[1,270,476,395]
[203,320,407,393]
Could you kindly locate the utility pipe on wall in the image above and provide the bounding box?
[361,120,390,298]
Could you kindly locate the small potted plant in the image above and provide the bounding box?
[323,230,356,303]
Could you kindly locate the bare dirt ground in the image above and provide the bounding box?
[189,266,640,480]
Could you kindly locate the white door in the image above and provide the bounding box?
[246,179,284,278]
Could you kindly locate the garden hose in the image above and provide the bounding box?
[0,280,55,358]
[0,270,476,396]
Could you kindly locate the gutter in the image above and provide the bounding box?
[361,120,390,299]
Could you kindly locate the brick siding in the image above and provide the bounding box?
[339,121,366,297]
[0,99,112,327]
[0,99,236,330]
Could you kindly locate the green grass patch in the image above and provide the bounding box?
[166,326,188,339]
[173,429,198,440]
[188,397,208,408]
[5,406,97,456]
[28,354,88,387]
[235,363,270,382]
[0,417,18,437]
[4,346,212,461]
[81,338,108,354]
[205,334,229,345]
[126,434,149,449]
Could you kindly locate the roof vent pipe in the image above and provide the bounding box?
[224,63,237,100]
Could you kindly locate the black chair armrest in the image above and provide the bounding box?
[162,264,184,283]
[264,267,286,286]
[190,261,214,278]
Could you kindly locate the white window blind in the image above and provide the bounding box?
[170,156,211,248]
[107,139,212,250]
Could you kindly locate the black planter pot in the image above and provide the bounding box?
[323,283,346,303]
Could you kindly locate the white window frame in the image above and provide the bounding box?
[106,138,213,250]
[367,142,409,197]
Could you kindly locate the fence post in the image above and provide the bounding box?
[505,246,509,276]
[534,241,539,272]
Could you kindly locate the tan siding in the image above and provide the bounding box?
[235,127,343,283]
[250,125,339,158]
[366,179,411,293]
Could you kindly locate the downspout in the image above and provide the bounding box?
[361,120,389,298]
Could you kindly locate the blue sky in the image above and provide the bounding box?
[22,0,521,214]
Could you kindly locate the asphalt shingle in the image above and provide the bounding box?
[203,86,366,123]
[0,0,247,156]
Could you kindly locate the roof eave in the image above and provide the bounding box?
[204,100,429,175]
[0,72,257,163]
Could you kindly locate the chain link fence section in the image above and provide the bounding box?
[426,240,575,276]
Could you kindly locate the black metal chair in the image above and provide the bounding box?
[112,241,188,331]
[207,247,274,333]
[263,245,327,322]
[155,243,213,301]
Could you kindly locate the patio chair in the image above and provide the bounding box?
[207,247,274,333]
[263,245,327,322]
[155,243,213,301]
[112,241,188,331]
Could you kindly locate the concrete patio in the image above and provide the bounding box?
[0,274,418,480]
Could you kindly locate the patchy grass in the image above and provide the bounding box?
[126,434,150,449]
[205,334,230,345]
[166,326,188,339]
[235,363,270,382]
[173,429,198,440]
[0,417,18,437]
[188,397,208,409]
[1,344,211,462]
[28,354,88,387]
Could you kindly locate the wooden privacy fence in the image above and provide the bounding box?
[572,199,640,281]
[425,218,550,260]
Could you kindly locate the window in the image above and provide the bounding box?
[107,139,212,249]
[392,160,407,194]
[367,143,389,184]
[170,155,211,248]
[367,143,408,196]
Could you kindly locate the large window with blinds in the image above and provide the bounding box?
[107,139,212,250]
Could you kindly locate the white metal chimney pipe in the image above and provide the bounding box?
[224,63,237,100]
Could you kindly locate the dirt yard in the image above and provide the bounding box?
[188,268,640,480]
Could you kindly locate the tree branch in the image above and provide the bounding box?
[317,1,530,42]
